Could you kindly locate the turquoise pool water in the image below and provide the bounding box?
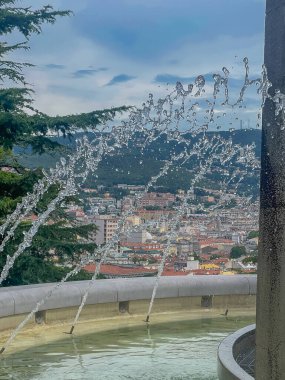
[0,316,254,380]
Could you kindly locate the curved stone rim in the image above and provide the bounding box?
[0,275,257,318]
[218,324,255,380]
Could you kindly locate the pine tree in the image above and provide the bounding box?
[0,1,127,285]
[0,1,128,150]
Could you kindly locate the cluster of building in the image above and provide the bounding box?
[61,184,259,278]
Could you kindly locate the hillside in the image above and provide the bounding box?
[14,129,261,196]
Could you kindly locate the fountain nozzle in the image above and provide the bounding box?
[0,347,5,354]
[68,325,75,334]
[145,315,150,323]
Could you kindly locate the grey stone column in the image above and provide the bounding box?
[256,0,285,379]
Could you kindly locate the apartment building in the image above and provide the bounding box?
[136,192,175,208]
[93,215,118,245]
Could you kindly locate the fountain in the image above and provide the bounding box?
[0,46,266,378]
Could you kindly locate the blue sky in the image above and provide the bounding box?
[14,0,265,122]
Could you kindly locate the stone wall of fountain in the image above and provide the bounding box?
[0,275,256,332]
[218,324,255,380]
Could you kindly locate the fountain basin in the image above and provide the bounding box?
[218,324,255,379]
[0,276,257,379]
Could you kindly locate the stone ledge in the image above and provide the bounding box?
[0,275,257,318]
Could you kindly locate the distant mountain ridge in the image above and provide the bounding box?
[14,129,261,195]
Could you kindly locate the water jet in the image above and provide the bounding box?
[0,53,264,378]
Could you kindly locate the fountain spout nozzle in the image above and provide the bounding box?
[68,325,75,335]
[0,347,5,354]
[145,315,150,323]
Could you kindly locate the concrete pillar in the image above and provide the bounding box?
[256,1,285,379]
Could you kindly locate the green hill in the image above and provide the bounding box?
[14,129,261,196]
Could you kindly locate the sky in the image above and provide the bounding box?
[11,0,266,122]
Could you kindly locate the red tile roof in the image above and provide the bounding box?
[84,263,157,277]
[200,254,211,260]
[162,269,191,276]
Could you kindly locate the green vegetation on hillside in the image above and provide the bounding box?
[16,129,261,197]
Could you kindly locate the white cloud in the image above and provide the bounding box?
[10,1,264,122]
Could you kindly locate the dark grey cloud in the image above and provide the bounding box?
[106,74,136,86]
[44,64,65,69]
[73,67,108,78]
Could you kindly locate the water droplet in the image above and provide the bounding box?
[195,75,205,88]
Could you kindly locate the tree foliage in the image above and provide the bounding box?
[247,230,259,239]
[0,1,129,150]
[0,180,99,286]
[0,2,68,148]
[242,255,257,265]
[0,1,128,285]
[230,246,247,259]
[0,254,92,286]
[0,2,70,80]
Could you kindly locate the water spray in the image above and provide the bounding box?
[0,58,266,351]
